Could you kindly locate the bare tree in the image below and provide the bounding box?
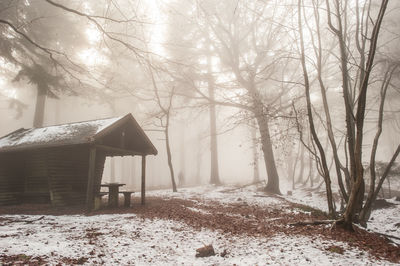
[297,0,397,228]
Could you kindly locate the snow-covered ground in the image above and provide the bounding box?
[284,185,400,243]
[0,185,398,265]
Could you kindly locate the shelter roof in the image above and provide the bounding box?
[0,113,157,155]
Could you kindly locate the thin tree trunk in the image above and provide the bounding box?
[195,131,202,184]
[359,67,393,224]
[360,145,400,223]
[290,144,301,190]
[165,114,177,192]
[298,0,335,217]
[251,120,260,183]
[179,125,186,186]
[343,0,389,229]
[296,144,305,184]
[208,57,221,185]
[33,89,46,127]
[313,16,349,201]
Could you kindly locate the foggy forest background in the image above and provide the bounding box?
[0,0,399,226]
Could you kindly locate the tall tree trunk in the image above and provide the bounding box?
[165,114,177,192]
[312,3,348,201]
[343,0,389,229]
[208,58,221,185]
[308,156,314,186]
[179,125,186,186]
[251,120,260,183]
[33,89,46,127]
[296,143,306,184]
[254,105,281,194]
[298,0,335,216]
[326,0,357,187]
[195,131,202,185]
[359,67,398,224]
[290,144,301,190]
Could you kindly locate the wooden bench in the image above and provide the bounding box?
[119,191,134,207]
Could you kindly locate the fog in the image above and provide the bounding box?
[0,0,399,196]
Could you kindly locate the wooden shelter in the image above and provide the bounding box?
[0,113,157,211]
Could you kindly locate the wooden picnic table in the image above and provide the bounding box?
[100,183,125,208]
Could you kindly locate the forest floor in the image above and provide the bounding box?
[0,185,399,265]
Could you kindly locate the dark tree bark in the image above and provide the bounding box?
[310,0,348,202]
[343,0,389,229]
[254,101,281,194]
[298,0,335,217]
[165,113,177,192]
[359,66,398,224]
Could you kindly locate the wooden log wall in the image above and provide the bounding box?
[47,147,106,206]
[0,154,24,206]
[23,151,50,203]
[0,146,107,206]
[47,147,88,205]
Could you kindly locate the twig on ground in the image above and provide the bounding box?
[289,220,334,226]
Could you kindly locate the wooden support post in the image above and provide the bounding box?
[141,155,146,205]
[86,147,97,212]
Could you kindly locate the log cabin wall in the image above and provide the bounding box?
[0,146,107,206]
[46,147,106,206]
[46,147,89,205]
[23,150,50,203]
[0,153,24,205]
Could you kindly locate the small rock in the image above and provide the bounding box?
[287,191,292,196]
[196,244,215,258]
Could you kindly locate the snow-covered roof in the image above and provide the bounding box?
[0,114,157,155]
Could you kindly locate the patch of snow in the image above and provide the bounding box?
[148,185,284,208]
[367,198,400,244]
[284,186,400,245]
[0,117,120,149]
[95,117,121,133]
[0,214,392,265]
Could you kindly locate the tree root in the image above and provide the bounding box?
[288,219,334,226]
[331,218,356,231]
